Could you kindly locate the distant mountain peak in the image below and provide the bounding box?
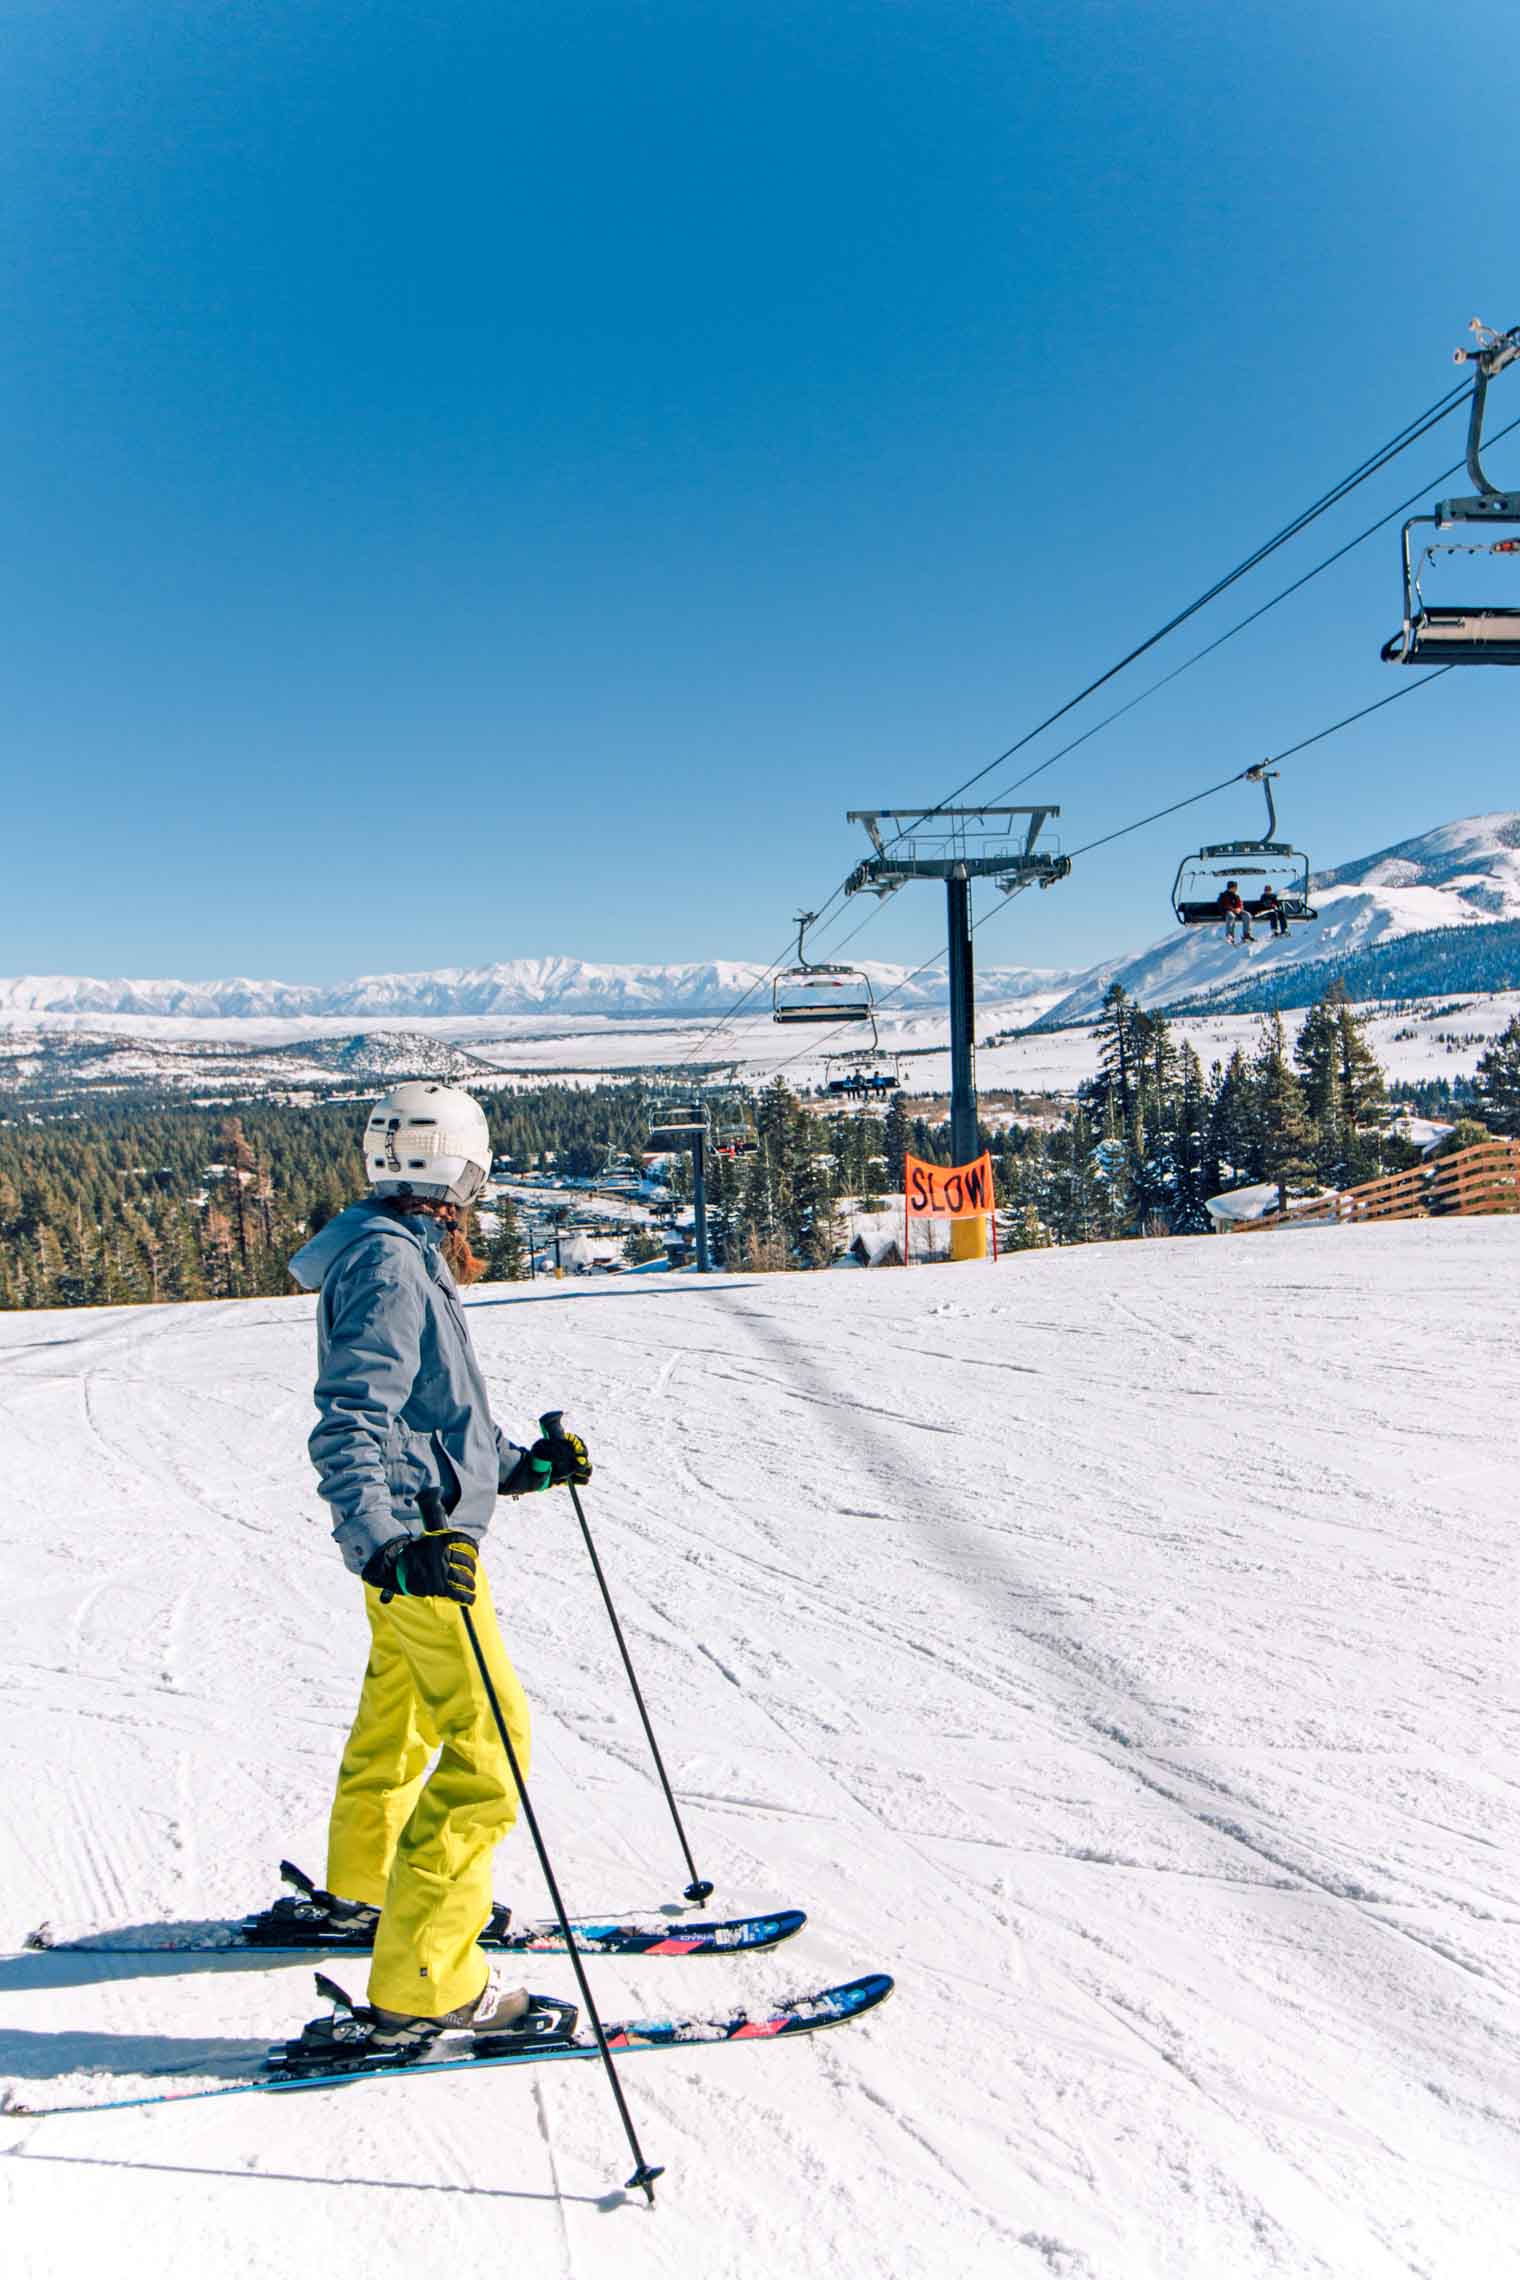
[0,955,1072,1022]
[6,812,1517,1034]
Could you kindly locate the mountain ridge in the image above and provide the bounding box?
[0,955,1072,1021]
[4,812,1518,1030]
[1035,809,1520,1024]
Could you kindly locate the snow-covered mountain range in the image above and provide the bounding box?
[3,814,1518,1048]
[0,954,1070,1021]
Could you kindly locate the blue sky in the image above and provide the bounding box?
[3,1,1517,982]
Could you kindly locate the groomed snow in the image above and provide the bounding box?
[3,1222,1517,2279]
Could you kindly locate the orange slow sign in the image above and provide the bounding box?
[904,1150,994,1220]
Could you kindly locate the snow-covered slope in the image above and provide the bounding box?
[0,955,1070,1021]
[4,1225,1516,2279]
[1042,810,1520,1022]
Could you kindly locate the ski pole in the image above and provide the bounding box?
[457,1598,664,2205]
[540,1410,715,1904]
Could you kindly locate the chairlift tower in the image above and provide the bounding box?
[646,1098,711,1272]
[846,808,1070,1261]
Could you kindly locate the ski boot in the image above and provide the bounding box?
[265,1970,579,2078]
[370,1963,579,2056]
[243,1861,513,1950]
[242,1863,381,1949]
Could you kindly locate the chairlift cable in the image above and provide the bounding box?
[993,668,1453,880]
[907,383,1470,826]
[675,372,1477,1074]
[1261,665,1455,770]
[677,936,813,1068]
[756,664,1455,1079]
[981,408,1520,808]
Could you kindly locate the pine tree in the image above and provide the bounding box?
[882,1092,911,1192]
[1091,1096,1136,1238]
[221,1119,257,1285]
[1091,983,1141,1126]
[202,1198,237,1297]
[1208,1049,1256,1189]
[483,1195,528,1282]
[1334,994,1387,1180]
[1472,1013,1520,1136]
[1293,993,1345,1179]
[1294,984,1388,1184]
[1169,1044,1215,1233]
[787,1147,837,1268]
[1252,1015,1316,1210]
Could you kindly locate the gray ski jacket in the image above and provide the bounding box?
[289,1201,526,1575]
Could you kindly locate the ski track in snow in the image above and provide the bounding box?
[2,1222,1518,2279]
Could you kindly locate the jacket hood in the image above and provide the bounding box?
[289,1200,437,1292]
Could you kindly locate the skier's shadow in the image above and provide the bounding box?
[0,2147,628,2210]
[0,1944,311,1994]
[0,2024,269,2082]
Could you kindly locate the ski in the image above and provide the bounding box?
[26,1909,806,1960]
[23,1857,805,1960]
[7,1972,893,2117]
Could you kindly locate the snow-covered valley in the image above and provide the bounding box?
[2,986,1510,1107]
[3,1222,1516,2279]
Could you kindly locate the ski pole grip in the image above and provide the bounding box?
[539,1409,567,1442]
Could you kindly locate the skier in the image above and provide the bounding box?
[278,1082,591,2055]
[1216,880,1255,945]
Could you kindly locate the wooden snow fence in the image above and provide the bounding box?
[1230,1138,1520,1233]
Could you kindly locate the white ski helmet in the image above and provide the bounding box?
[363,1082,492,1207]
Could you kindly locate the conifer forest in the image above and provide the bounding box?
[2,991,1517,1309]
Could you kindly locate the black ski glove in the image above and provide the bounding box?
[499,1422,592,1496]
[533,1428,592,1487]
[362,1531,478,1605]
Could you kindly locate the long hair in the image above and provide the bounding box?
[381,1195,486,1285]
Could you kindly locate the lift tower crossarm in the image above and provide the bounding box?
[845,807,1067,896]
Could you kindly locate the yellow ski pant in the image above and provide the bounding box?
[326,1564,530,2019]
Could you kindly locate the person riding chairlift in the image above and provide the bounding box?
[1216,879,1255,946]
[1256,883,1290,938]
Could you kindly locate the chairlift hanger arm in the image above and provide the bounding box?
[1438,319,1520,522]
[1243,764,1279,842]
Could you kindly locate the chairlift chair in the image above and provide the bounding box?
[772,911,875,1025]
[825,1069,902,1098]
[706,1088,759,1157]
[1384,320,1520,666]
[646,1098,708,1146]
[824,1014,902,1101]
[1381,536,1520,665]
[1171,769,1317,930]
